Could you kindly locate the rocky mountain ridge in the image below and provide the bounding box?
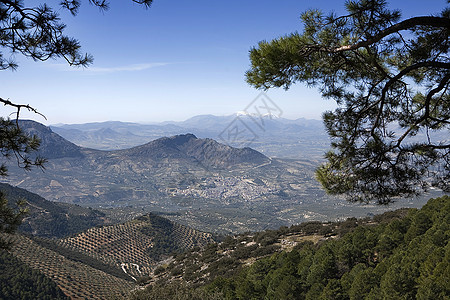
[50,115,329,159]
[4,120,439,234]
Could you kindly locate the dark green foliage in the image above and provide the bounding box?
[299,222,323,235]
[0,249,68,299]
[130,280,224,300]
[202,196,450,299]
[247,0,449,203]
[207,257,241,279]
[372,208,410,223]
[255,230,278,246]
[289,220,335,236]
[202,243,220,263]
[139,213,185,260]
[136,275,152,286]
[0,191,27,249]
[170,266,184,277]
[153,265,166,276]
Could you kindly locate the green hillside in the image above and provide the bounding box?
[0,249,68,300]
[6,234,134,299]
[0,183,110,238]
[56,213,215,279]
[4,211,215,298]
[130,195,450,299]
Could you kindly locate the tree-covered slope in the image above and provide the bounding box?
[5,234,134,299]
[56,213,215,279]
[0,183,110,238]
[131,195,449,299]
[209,195,450,299]
[0,250,68,300]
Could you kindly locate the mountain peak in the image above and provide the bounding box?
[18,120,84,159]
[161,133,197,145]
[235,111,280,119]
[122,133,269,169]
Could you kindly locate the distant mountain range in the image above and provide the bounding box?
[3,120,312,233]
[2,120,439,234]
[50,115,330,160]
[21,120,269,169]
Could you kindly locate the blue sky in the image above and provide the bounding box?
[1,0,446,125]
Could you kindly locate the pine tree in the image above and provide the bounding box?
[246,0,449,203]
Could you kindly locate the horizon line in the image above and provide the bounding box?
[46,113,323,126]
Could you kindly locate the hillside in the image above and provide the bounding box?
[55,213,214,278]
[50,116,329,159]
[0,183,111,238]
[5,234,134,299]
[128,208,410,289]
[0,249,68,300]
[130,195,450,299]
[3,120,437,234]
[19,120,84,159]
[4,212,215,298]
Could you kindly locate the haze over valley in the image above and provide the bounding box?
[2,119,440,234]
[50,114,330,160]
[1,0,448,299]
[1,117,444,299]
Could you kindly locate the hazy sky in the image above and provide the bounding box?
[1,0,446,125]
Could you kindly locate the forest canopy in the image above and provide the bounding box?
[130,195,450,299]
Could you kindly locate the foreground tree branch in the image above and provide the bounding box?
[0,98,46,121]
[0,0,154,248]
[247,0,449,203]
[332,16,450,52]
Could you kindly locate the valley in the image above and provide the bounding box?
[1,183,215,299]
[1,120,442,234]
[0,119,446,299]
[50,115,330,160]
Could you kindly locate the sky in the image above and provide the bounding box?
[1,0,446,125]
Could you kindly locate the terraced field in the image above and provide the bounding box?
[56,213,214,279]
[6,234,134,299]
[58,221,156,278]
[4,213,215,298]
